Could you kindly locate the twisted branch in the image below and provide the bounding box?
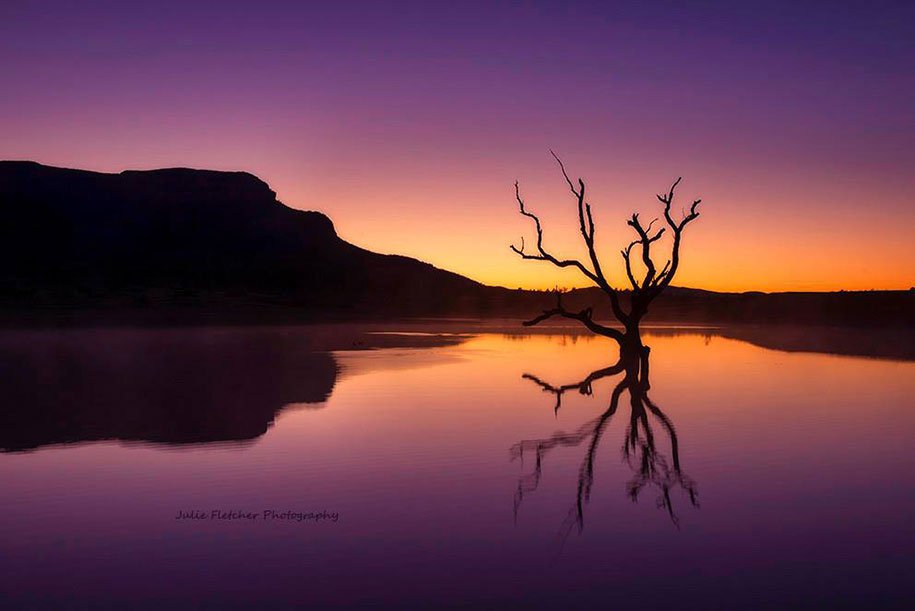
[511,154,629,328]
[512,155,703,335]
[651,177,701,294]
[522,293,624,342]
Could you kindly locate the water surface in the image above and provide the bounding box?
[1,324,913,609]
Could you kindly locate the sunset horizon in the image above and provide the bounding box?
[4,2,913,294]
[4,156,911,294]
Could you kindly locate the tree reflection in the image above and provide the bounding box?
[511,348,698,538]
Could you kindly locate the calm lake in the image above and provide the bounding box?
[1,323,913,609]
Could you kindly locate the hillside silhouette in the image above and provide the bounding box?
[0,161,517,317]
[1,161,911,326]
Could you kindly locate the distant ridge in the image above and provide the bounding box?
[0,161,911,327]
[0,160,492,316]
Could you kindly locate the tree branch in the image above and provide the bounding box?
[625,213,666,290]
[522,293,624,342]
[549,153,628,323]
[510,182,604,286]
[621,240,640,290]
[511,156,703,328]
[652,177,701,294]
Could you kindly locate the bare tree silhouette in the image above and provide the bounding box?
[511,152,702,360]
[511,352,698,540]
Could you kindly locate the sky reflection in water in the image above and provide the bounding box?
[1,325,913,609]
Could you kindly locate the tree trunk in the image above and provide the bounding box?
[619,300,647,362]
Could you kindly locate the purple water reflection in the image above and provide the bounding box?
[1,325,913,609]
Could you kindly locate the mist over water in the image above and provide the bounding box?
[1,324,913,609]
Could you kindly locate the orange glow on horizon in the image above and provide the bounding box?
[8,153,913,294]
[3,2,913,294]
[304,164,914,294]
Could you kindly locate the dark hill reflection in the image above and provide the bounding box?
[2,323,908,454]
[513,349,699,537]
[0,327,468,452]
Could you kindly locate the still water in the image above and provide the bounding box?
[1,324,913,609]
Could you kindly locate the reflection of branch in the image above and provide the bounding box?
[567,381,627,534]
[521,360,625,414]
[511,417,604,523]
[622,390,699,527]
[512,364,628,531]
[512,355,698,539]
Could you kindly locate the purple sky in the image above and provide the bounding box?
[2,1,913,290]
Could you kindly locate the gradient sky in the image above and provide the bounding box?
[2,1,913,291]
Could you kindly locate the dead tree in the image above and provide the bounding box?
[511,152,702,359]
